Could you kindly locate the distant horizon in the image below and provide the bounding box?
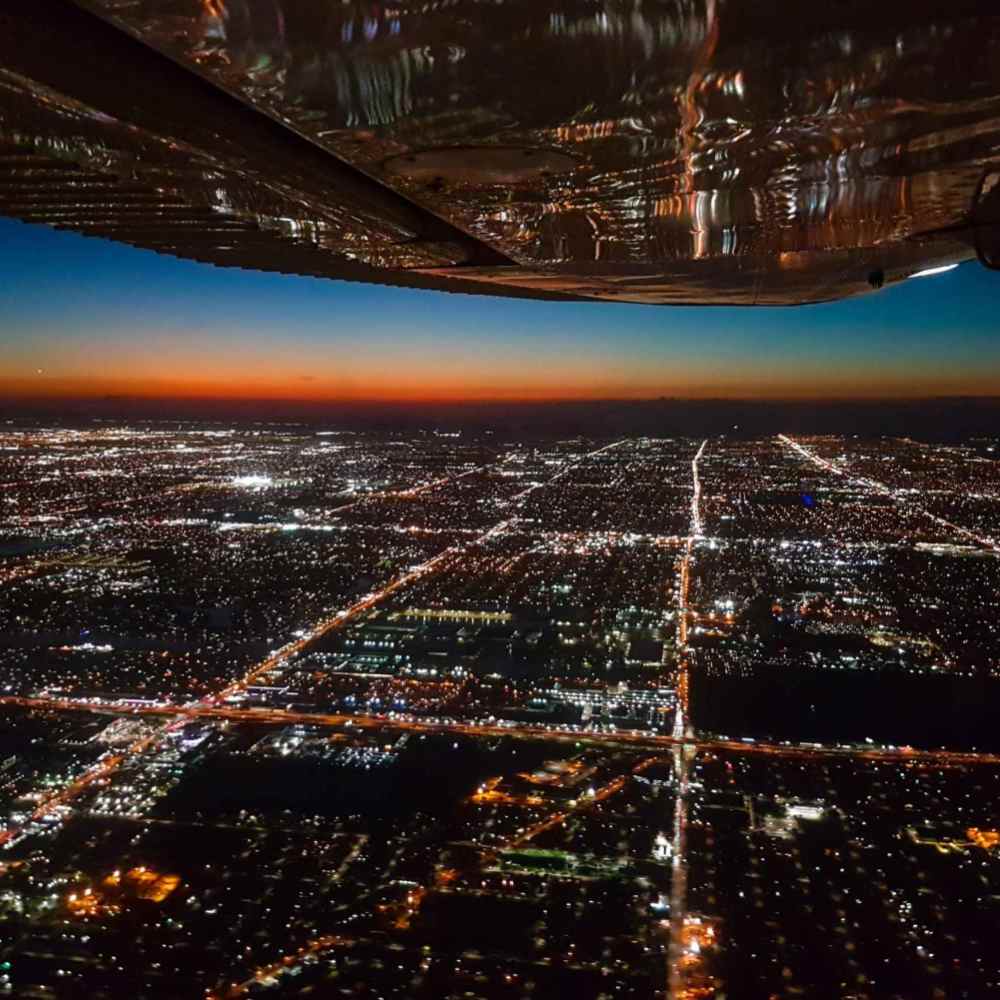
[5,393,999,443]
[7,378,1000,405]
[4,390,1000,406]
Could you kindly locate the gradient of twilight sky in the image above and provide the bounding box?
[1,217,998,402]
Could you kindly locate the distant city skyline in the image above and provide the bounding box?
[2,216,999,403]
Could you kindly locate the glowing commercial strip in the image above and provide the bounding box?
[212,933,357,999]
[667,438,706,1000]
[676,439,707,729]
[690,439,706,539]
[505,757,659,850]
[4,694,1000,766]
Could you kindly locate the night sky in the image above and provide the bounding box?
[2,217,998,403]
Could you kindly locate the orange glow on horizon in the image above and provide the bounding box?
[4,370,999,404]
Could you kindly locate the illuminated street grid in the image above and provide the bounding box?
[0,426,999,999]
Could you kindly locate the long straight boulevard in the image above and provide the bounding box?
[3,695,998,768]
[666,438,706,1000]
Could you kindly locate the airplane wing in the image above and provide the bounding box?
[1,0,999,305]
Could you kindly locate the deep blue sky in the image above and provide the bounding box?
[1,217,997,400]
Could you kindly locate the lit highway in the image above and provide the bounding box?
[4,695,1000,769]
[667,439,705,1000]
[674,438,706,728]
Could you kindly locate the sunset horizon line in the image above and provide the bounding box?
[4,389,1000,407]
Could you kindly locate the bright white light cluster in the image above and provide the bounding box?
[230,474,273,488]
